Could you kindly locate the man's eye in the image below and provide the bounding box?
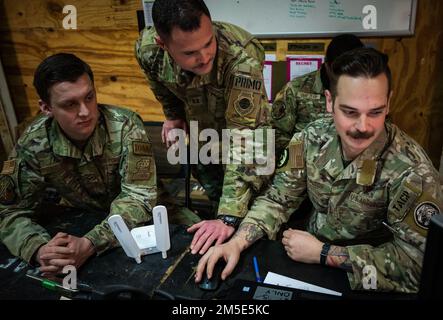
[369,111,383,117]
[343,110,356,116]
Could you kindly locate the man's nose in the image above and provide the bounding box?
[198,49,211,65]
[78,102,90,117]
[355,115,368,132]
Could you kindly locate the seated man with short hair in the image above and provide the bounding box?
[0,53,156,275]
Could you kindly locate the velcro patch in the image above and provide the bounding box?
[132,141,151,156]
[390,186,419,221]
[232,75,263,93]
[276,148,289,170]
[356,160,376,186]
[1,160,16,175]
[234,92,255,117]
[127,156,153,183]
[289,141,304,169]
[413,201,440,229]
[271,101,286,120]
[0,175,16,205]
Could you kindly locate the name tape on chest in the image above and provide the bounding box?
[233,75,263,93]
[133,141,152,156]
[296,92,321,100]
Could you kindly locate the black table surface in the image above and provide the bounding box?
[0,206,416,300]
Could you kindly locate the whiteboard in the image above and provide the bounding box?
[204,0,417,38]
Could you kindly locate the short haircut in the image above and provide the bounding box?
[33,53,94,103]
[152,0,211,41]
[325,34,364,64]
[328,47,392,98]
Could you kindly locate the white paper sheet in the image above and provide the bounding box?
[263,271,342,297]
[265,53,277,61]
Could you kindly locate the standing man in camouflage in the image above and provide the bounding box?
[0,53,156,275]
[135,0,272,255]
[273,34,363,158]
[195,48,443,292]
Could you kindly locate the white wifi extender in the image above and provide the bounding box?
[108,205,171,264]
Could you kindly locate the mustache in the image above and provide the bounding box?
[346,130,374,139]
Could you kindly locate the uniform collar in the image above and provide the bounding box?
[51,112,106,160]
[312,68,324,94]
[315,123,389,182]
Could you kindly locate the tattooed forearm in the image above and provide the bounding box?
[326,245,353,273]
[234,223,264,244]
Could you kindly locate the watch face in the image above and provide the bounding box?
[219,215,239,227]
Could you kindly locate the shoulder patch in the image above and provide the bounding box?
[356,159,376,186]
[414,202,440,229]
[227,73,263,128]
[132,141,151,156]
[0,175,16,205]
[271,101,286,121]
[289,141,304,169]
[277,148,289,169]
[1,160,16,175]
[234,92,255,117]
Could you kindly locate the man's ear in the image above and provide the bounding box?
[386,90,393,114]
[39,100,53,117]
[325,90,334,113]
[155,35,166,50]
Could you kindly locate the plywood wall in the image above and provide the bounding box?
[0,0,164,124]
[1,0,442,168]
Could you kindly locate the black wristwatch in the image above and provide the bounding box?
[320,243,331,266]
[217,215,241,228]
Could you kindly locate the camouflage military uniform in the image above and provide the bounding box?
[135,22,272,217]
[272,69,330,160]
[243,118,443,292]
[0,104,157,263]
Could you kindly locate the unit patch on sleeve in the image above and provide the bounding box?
[414,201,440,229]
[271,101,286,120]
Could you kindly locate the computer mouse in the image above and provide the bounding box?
[198,260,225,291]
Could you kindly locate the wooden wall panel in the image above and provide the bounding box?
[0,0,139,30]
[379,0,443,167]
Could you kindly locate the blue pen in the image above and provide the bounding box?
[253,256,262,283]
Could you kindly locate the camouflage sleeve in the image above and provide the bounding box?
[241,134,308,239]
[217,47,275,218]
[271,81,299,157]
[84,113,157,254]
[0,155,51,263]
[346,163,443,292]
[134,33,186,120]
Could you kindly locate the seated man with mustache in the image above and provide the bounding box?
[195,48,443,293]
[0,53,157,275]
